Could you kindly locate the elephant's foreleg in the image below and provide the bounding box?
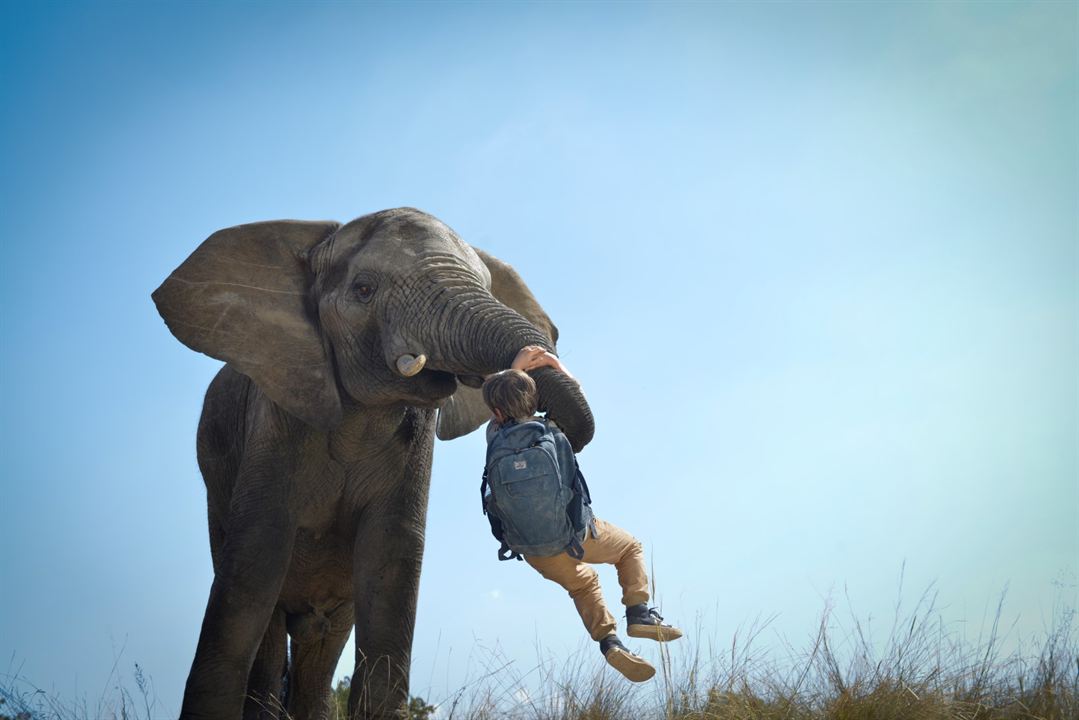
[181,462,297,720]
[348,499,429,719]
[286,602,354,720]
[242,606,288,720]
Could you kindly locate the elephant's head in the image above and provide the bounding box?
[151,208,594,449]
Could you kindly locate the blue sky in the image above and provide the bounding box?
[1,0,1075,713]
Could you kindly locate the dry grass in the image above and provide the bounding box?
[429,587,1076,720]
[3,588,1075,720]
[1,652,157,720]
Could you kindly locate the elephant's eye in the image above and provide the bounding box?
[352,277,378,303]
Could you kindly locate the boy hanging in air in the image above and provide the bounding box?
[480,346,683,682]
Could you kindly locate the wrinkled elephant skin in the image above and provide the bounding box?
[152,208,594,720]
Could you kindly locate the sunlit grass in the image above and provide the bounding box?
[3,589,1075,719]
[419,585,1076,720]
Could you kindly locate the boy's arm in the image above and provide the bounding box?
[511,346,593,451]
[510,345,574,378]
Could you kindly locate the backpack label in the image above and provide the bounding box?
[513,460,527,470]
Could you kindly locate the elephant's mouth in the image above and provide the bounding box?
[401,369,493,412]
[393,352,484,397]
[394,353,482,389]
[414,368,457,397]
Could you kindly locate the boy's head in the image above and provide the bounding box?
[482,369,538,423]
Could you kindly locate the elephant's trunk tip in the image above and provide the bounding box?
[396,353,427,377]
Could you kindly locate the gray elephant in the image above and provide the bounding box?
[152,208,594,720]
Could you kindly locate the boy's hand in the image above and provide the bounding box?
[510,345,573,378]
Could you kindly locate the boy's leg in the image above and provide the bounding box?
[580,518,649,607]
[525,553,617,640]
[525,551,656,683]
[584,518,684,642]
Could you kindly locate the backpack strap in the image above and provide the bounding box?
[573,457,592,506]
[480,466,489,514]
[498,541,523,562]
[565,534,585,560]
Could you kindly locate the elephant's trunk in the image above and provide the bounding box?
[395,270,595,450]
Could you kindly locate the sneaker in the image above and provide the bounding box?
[626,604,684,641]
[598,634,655,682]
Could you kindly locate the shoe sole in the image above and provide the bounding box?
[604,647,655,682]
[627,624,684,642]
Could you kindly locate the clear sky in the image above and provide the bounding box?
[1,0,1075,714]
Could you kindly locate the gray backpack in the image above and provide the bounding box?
[481,419,592,561]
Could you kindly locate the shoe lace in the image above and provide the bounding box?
[627,606,665,622]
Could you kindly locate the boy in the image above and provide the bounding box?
[481,347,683,682]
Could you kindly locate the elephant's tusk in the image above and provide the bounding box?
[396,353,427,377]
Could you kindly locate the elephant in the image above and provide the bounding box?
[152,208,594,720]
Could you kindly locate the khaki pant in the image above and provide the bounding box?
[525,517,649,641]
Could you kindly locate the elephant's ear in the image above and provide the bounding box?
[152,220,344,431]
[436,247,559,441]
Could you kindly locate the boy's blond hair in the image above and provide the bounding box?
[482,369,538,421]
